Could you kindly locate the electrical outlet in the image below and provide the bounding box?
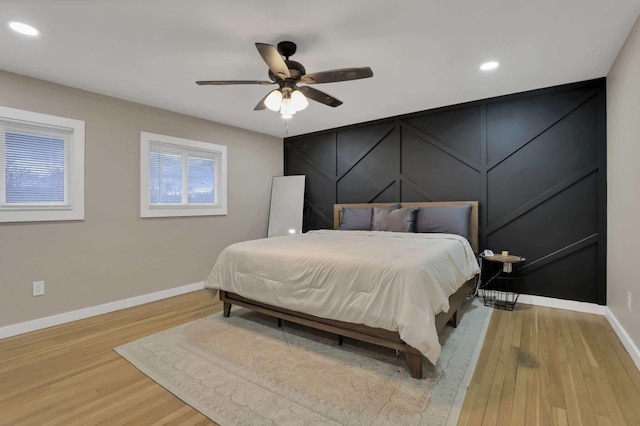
[627,291,632,312]
[33,280,45,297]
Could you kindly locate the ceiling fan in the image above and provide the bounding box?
[196,41,373,119]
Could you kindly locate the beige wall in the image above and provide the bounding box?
[0,71,282,326]
[607,15,640,349]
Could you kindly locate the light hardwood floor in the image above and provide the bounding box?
[0,290,221,425]
[1,290,639,425]
[459,303,640,425]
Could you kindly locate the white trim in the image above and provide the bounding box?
[517,294,606,315]
[0,281,204,340]
[140,131,227,218]
[605,308,640,372]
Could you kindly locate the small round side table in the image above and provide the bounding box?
[479,253,526,310]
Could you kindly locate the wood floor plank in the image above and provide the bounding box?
[581,317,630,426]
[559,310,597,426]
[464,308,508,425]
[509,305,530,426]
[567,311,610,424]
[481,306,517,426]
[524,306,541,425]
[536,307,553,426]
[553,407,569,426]
[495,305,523,426]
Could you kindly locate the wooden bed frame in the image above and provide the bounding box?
[221,201,479,379]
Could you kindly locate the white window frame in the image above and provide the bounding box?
[140,132,227,218]
[0,106,85,223]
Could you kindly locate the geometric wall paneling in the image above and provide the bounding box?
[288,132,336,176]
[486,86,597,163]
[337,123,395,176]
[399,180,429,203]
[285,78,606,304]
[486,97,599,224]
[486,164,599,239]
[518,245,599,303]
[404,105,482,163]
[336,127,399,204]
[370,181,400,203]
[487,172,599,265]
[487,172,600,302]
[285,143,335,229]
[401,124,481,203]
[301,203,331,231]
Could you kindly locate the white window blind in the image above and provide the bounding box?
[2,120,72,206]
[140,132,226,217]
[0,106,85,223]
[149,150,184,204]
[148,143,216,205]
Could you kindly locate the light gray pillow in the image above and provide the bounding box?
[372,206,417,232]
[339,207,373,230]
[415,205,472,239]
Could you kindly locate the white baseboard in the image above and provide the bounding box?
[0,281,204,340]
[517,294,606,315]
[605,308,640,372]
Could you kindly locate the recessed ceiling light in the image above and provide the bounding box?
[480,61,499,71]
[8,21,39,36]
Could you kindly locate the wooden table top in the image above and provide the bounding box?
[479,254,526,263]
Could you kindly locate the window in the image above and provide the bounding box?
[140,132,227,217]
[0,106,85,223]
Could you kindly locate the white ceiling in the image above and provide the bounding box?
[2,1,640,138]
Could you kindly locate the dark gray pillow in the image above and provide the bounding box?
[372,206,418,232]
[415,205,472,239]
[339,207,373,230]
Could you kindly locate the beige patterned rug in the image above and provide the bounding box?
[115,297,491,426]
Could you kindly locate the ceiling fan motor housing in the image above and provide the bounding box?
[269,60,306,82]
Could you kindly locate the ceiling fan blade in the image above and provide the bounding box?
[298,86,343,107]
[196,80,275,85]
[300,67,373,84]
[254,90,279,111]
[255,43,290,80]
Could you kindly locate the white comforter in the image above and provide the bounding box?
[204,230,480,363]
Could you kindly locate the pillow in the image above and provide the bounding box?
[415,204,472,239]
[372,206,418,232]
[339,207,373,230]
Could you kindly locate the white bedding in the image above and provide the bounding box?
[204,230,480,363]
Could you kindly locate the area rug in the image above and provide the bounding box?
[115,298,491,426]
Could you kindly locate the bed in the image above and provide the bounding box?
[205,201,480,379]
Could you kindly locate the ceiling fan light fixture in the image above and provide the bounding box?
[264,90,283,111]
[280,96,296,117]
[196,41,373,119]
[290,90,308,111]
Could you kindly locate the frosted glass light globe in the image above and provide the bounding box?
[264,90,283,111]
